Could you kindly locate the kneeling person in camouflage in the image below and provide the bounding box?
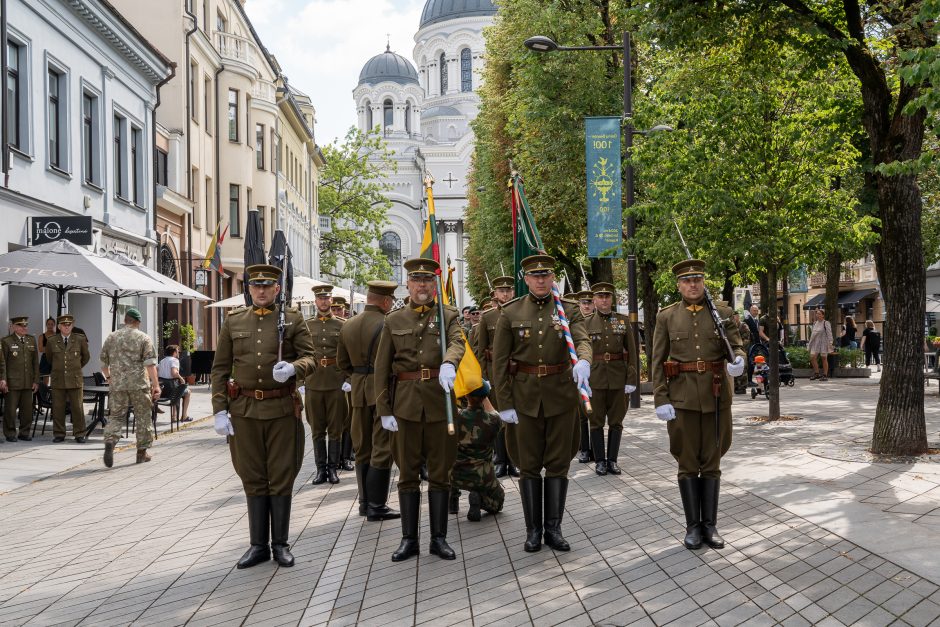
[100,308,162,466]
[450,381,504,521]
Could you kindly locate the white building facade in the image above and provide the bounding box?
[352,0,496,304]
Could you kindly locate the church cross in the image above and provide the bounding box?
[444,172,457,189]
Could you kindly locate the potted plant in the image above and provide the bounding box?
[179,323,196,382]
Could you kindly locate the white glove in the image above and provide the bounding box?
[498,408,519,424]
[624,385,637,394]
[655,404,676,421]
[439,362,456,392]
[572,359,592,397]
[381,415,398,432]
[272,361,296,383]
[214,410,234,436]
[726,356,745,377]
[298,385,306,396]
[341,381,352,393]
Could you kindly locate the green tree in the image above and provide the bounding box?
[318,127,395,285]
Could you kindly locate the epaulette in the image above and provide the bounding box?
[660,302,681,311]
[229,306,250,314]
[561,297,578,306]
[444,304,458,312]
[500,296,525,309]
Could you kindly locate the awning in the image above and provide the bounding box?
[803,294,825,309]
[802,288,878,310]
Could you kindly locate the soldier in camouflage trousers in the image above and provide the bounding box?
[450,381,504,521]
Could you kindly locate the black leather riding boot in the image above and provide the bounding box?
[391,491,420,562]
[449,488,460,514]
[519,477,542,552]
[366,466,400,521]
[326,439,340,484]
[270,495,294,567]
[543,477,570,551]
[577,419,592,463]
[312,438,328,485]
[340,430,355,471]
[428,490,456,560]
[606,428,623,475]
[355,463,369,516]
[700,477,725,549]
[467,491,482,522]
[237,496,271,569]
[678,477,703,550]
[591,428,607,475]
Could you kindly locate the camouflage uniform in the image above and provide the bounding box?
[100,325,159,448]
[450,405,504,516]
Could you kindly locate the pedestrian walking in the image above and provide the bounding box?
[860,320,881,370]
[374,257,465,562]
[807,308,834,381]
[451,381,504,521]
[492,254,592,553]
[336,279,400,521]
[1,316,39,442]
[45,314,90,443]
[585,282,639,476]
[840,315,858,349]
[211,264,316,569]
[304,284,346,485]
[651,259,745,551]
[100,308,162,466]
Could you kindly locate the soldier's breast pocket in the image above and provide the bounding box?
[511,321,532,344]
[231,331,252,348]
[390,328,412,350]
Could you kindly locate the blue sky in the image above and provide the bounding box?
[245,0,426,146]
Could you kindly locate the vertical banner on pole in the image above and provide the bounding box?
[585,116,622,258]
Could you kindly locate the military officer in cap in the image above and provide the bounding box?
[375,257,465,562]
[211,264,316,569]
[330,296,350,319]
[492,254,592,552]
[651,259,745,550]
[585,282,639,476]
[46,314,90,443]
[330,295,356,471]
[472,274,519,478]
[576,289,595,318]
[336,280,400,521]
[304,284,346,485]
[1,316,39,441]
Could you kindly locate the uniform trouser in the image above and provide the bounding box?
[103,389,155,448]
[4,388,33,438]
[588,388,626,432]
[351,404,392,469]
[516,406,579,479]
[667,407,733,480]
[344,392,352,432]
[52,386,86,439]
[305,388,344,440]
[229,414,304,496]
[391,414,457,493]
[505,423,519,466]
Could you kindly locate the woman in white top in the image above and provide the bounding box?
[157,345,192,421]
[807,309,835,381]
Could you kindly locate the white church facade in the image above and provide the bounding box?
[352,0,496,305]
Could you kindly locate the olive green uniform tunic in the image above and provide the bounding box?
[650,300,745,480]
[491,294,592,479]
[585,311,639,431]
[211,306,316,496]
[1,333,38,439]
[336,304,392,469]
[46,333,90,439]
[303,313,346,442]
[373,301,464,493]
[473,306,517,462]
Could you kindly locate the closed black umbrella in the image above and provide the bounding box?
[243,209,266,306]
[268,229,293,307]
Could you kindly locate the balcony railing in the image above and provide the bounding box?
[216,31,257,66]
[252,81,276,104]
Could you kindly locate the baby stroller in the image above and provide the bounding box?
[748,343,796,399]
[751,355,769,399]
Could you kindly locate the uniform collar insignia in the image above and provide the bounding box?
[410,302,432,314]
[318,312,332,321]
[529,293,550,305]
[685,303,703,312]
[253,307,273,316]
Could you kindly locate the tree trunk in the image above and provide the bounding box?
[721,268,734,305]
[591,257,613,285]
[758,272,770,317]
[825,251,841,342]
[765,264,781,421]
[781,276,790,346]
[640,259,659,362]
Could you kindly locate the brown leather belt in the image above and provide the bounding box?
[318,357,337,366]
[594,352,625,362]
[239,385,294,400]
[397,368,440,381]
[515,362,569,376]
[676,360,724,374]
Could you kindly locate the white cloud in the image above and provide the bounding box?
[245,0,425,146]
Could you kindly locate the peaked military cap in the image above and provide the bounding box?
[10,315,28,325]
[246,264,282,285]
[672,258,706,279]
[591,282,615,295]
[57,314,75,324]
[576,289,595,301]
[312,283,334,296]
[563,292,576,299]
[492,275,515,289]
[331,296,348,306]
[367,280,398,297]
[521,254,555,275]
[404,257,440,277]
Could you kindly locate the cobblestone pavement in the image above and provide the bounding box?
[0,377,938,626]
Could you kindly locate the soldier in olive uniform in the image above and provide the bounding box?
[304,285,347,485]
[1,316,39,441]
[585,283,639,476]
[330,296,356,470]
[211,264,316,569]
[471,275,519,478]
[336,280,400,521]
[375,258,464,562]
[574,289,595,464]
[100,308,162,466]
[46,314,90,443]
[651,259,745,550]
[492,255,592,553]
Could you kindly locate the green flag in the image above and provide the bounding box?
[510,173,545,297]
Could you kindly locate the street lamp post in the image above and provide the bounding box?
[524,31,671,408]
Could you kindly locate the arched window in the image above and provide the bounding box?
[380,231,402,283]
[439,52,448,93]
[160,244,177,280]
[405,102,412,135]
[364,101,372,132]
[383,99,393,129]
[460,48,472,92]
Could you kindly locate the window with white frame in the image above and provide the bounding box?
[256,123,264,170]
[113,114,126,198]
[6,39,26,151]
[439,52,447,93]
[47,66,67,170]
[130,126,144,206]
[81,91,100,185]
[229,183,240,237]
[228,89,238,141]
[460,48,472,92]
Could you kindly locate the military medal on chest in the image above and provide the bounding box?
[551,313,561,331]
